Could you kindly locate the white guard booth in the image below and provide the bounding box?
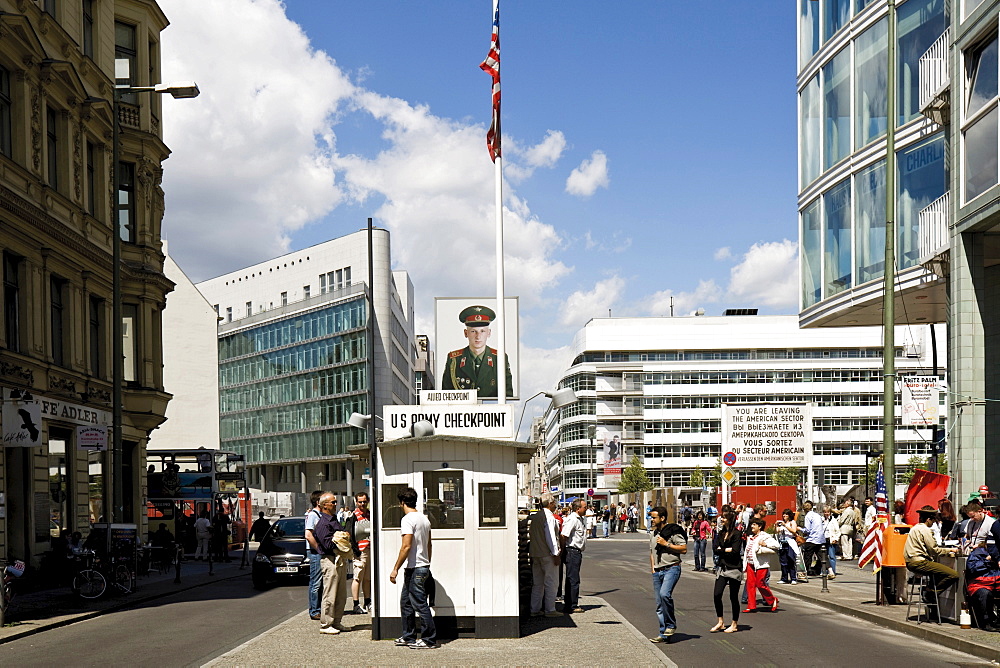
[372,434,533,639]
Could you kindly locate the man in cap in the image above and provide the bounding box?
[904,505,959,607]
[441,305,513,397]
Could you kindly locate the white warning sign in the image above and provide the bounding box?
[722,404,813,468]
[901,376,939,427]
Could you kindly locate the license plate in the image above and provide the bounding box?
[275,566,298,574]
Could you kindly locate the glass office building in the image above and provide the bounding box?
[797,0,1000,498]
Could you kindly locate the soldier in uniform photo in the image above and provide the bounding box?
[441,305,513,397]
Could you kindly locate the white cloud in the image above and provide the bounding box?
[505,130,567,183]
[646,280,723,317]
[558,276,626,329]
[565,150,609,197]
[514,344,574,438]
[582,230,632,253]
[726,239,798,309]
[714,247,733,261]
[159,0,570,313]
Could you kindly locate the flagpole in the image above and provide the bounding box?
[495,154,507,405]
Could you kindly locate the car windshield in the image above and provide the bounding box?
[267,517,305,539]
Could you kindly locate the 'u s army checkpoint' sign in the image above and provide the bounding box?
[722,403,813,468]
[384,404,514,440]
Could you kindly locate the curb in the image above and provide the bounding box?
[590,595,677,668]
[775,582,1000,663]
[0,568,250,646]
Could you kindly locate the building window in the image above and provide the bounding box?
[800,200,821,308]
[115,21,137,104]
[86,141,96,215]
[854,160,885,284]
[89,295,104,377]
[0,65,11,158]
[965,0,988,20]
[897,133,946,269]
[246,301,252,317]
[897,0,946,126]
[303,285,310,299]
[823,48,850,170]
[281,292,287,306]
[855,18,887,150]
[118,161,135,242]
[319,274,327,294]
[800,75,820,186]
[50,276,66,366]
[823,0,851,42]
[82,0,94,58]
[46,106,59,189]
[798,0,820,68]
[963,34,999,202]
[343,267,351,286]
[823,178,851,297]
[122,303,137,382]
[3,252,21,351]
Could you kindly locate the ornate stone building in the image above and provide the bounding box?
[0,0,176,566]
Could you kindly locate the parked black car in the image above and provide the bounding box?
[252,516,309,589]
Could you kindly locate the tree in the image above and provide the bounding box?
[900,455,927,485]
[771,467,800,486]
[689,465,705,488]
[708,457,722,487]
[618,456,654,494]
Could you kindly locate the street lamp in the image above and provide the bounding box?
[110,59,199,523]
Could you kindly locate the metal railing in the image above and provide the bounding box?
[918,191,950,261]
[919,28,950,113]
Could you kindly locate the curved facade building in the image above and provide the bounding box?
[798,0,1000,498]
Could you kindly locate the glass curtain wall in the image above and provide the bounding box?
[855,160,886,283]
[824,0,852,40]
[824,179,853,296]
[855,19,888,149]
[801,76,822,185]
[800,0,821,67]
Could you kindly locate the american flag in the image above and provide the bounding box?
[858,460,889,571]
[480,1,501,161]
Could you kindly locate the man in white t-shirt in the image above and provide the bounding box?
[389,487,436,650]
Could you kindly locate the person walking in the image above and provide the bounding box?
[249,512,272,542]
[389,487,437,649]
[193,511,212,561]
[742,518,780,613]
[315,493,351,635]
[823,505,841,579]
[801,501,825,576]
[303,490,325,620]
[837,499,858,560]
[648,505,688,643]
[601,505,611,538]
[528,493,562,618]
[691,510,713,572]
[774,509,801,585]
[585,505,597,539]
[560,499,588,614]
[710,510,743,634]
[645,501,653,534]
[345,491,372,614]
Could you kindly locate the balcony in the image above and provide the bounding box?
[918,191,950,278]
[919,29,950,125]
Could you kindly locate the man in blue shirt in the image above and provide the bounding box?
[801,501,825,576]
[304,490,325,620]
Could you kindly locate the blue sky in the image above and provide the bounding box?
[159,0,800,397]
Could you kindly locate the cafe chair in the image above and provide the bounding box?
[905,573,941,624]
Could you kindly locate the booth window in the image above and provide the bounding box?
[478,483,505,528]
[381,484,409,528]
[423,470,464,529]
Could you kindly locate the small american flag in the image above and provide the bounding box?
[480,1,501,161]
[858,460,889,571]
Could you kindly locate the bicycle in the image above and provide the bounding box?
[1,558,26,625]
[72,550,134,599]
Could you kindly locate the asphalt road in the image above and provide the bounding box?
[0,571,306,667]
[580,531,992,668]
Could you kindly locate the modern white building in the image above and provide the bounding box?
[542,314,945,501]
[196,228,416,502]
[148,245,220,452]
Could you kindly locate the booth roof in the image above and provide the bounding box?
[348,435,537,463]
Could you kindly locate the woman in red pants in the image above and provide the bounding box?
[742,518,780,613]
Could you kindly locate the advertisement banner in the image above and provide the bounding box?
[434,297,519,400]
[384,404,514,440]
[2,400,42,446]
[600,429,623,489]
[722,403,813,468]
[901,376,939,426]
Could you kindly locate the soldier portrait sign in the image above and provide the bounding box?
[435,297,519,400]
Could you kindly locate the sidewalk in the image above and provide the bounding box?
[682,552,1000,664]
[206,595,674,668]
[0,550,251,645]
